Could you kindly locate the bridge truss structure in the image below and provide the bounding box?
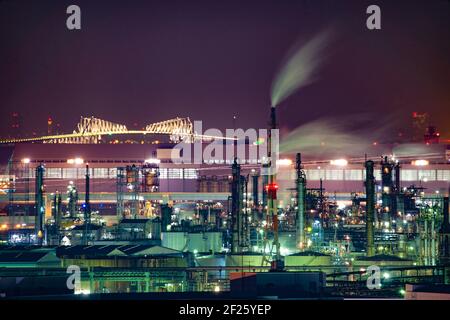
[0,116,228,144]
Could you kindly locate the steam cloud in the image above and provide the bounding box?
[270,28,334,108]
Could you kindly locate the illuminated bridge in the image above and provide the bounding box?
[0,116,234,144]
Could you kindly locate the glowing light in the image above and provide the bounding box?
[214,285,220,292]
[277,159,293,166]
[21,158,31,164]
[253,137,265,145]
[383,272,390,279]
[330,159,348,166]
[411,160,429,166]
[67,158,84,165]
[145,158,161,164]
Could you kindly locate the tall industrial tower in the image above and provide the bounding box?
[35,164,45,245]
[365,160,376,257]
[265,106,283,270]
[295,153,307,250]
[231,159,249,253]
[83,165,91,245]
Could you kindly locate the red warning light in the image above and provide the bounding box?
[265,183,279,199]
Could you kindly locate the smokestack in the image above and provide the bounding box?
[267,106,282,270]
[295,153,306,250]
[365,160,376,257]
[270,106,277,130]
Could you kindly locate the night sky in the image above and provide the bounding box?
[1,0,449,139]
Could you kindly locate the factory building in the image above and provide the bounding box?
[56,244,190,268]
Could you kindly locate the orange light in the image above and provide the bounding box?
[277,159,292,166]
[330,159,348,166]
[411,160,429,166]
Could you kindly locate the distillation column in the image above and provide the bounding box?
[295,153,307,250]
[381,156,394,227]
[83,164,91,245]
[394,162,405,231]
[52,191,62,240]
[35,164,45,245]
[365,160,376,257]
[231,159,248,253]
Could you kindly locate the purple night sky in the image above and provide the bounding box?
[1,0,449,139]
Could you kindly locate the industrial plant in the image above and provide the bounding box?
[0,107,449,300]
[1,0,449,303]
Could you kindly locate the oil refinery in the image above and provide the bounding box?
[1,0,450,304]
[0,109,449,299]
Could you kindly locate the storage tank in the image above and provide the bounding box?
[188,232,223,253]
[284,251,332,267]
[226,253,269,267]
[161,232,187,251]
